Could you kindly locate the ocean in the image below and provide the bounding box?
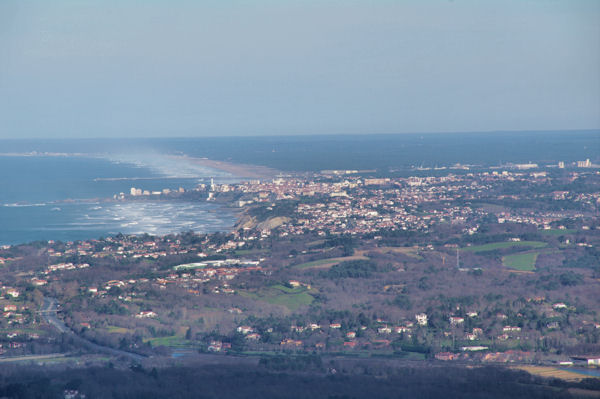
[1,130,598,245]
[2,130,598,170]
[161,130,600,171]
[0,155,237,245]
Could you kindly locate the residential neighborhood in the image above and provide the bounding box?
[0,166,598,374]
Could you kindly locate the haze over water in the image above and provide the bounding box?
[0,131,598,245]
[0,153,237,245]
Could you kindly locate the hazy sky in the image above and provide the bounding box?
[1,0,599,139]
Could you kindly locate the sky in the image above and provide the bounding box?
[0,0,599,139]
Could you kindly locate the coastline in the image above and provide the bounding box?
[0,151,280,180]
[0,153,268,246]
[172,155,279,180]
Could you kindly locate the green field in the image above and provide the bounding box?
[271,284,304,293]
[462,241,547,253]
[294,258,338,269]
[502,252,539,271]
[240,285,314,311]
[143,335,191,348]
[516,366,599,382]
[107,325,132,334]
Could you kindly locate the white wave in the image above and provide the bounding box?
[100,151,238,182]
[67,222,108,226]
[3,202,47,207]
[68,200,236,237]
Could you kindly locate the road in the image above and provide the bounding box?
[40,297,69,333]
[40,297,146,362]
[0,353,68,363]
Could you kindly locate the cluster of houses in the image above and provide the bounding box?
[0,168,598,363]
[43,262,89,275]
[44,237,199,260]
[223,293,600,358]
[0,296,40,356]
[215,170,598,238]
[77,258,264,322]
[1,300,26,326]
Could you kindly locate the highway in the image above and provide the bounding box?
[40,297,69,333]
[40,297,146,362]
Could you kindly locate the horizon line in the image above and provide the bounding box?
[0,128,599,141]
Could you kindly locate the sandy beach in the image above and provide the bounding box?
[172,155,279,180]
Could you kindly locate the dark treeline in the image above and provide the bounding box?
[0,362,597,398]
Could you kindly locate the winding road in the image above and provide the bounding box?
[40,297,146,362]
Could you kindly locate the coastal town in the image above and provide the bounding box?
[2,0,599,394]
[0,160,599,382]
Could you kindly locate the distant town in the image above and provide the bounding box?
[0,158,599,389]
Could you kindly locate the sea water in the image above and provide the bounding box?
[1,131,598,245]
[0,155,237,245]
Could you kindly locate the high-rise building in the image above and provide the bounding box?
[577,159,591,168]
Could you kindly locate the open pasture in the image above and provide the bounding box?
[240,284,314,311]
[463,241,547,253]
[502,252,539,271]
